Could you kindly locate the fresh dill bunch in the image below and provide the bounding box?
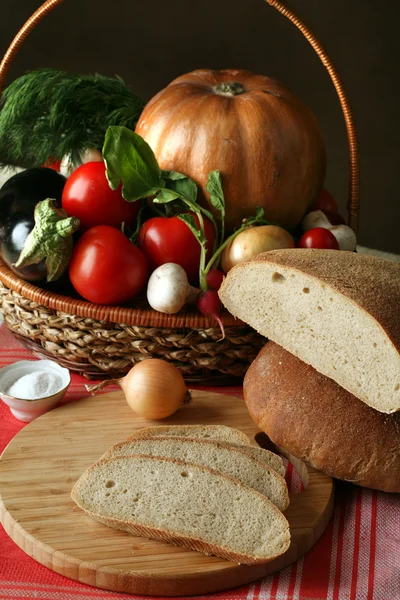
[0,69,145,169]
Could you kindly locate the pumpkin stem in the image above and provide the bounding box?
[213,82,246,97]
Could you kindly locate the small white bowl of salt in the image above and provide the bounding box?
[0,360,70,422]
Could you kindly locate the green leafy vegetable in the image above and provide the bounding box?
[162,170,198,203]
[206,170,225,245]
[0,69,144,169]
[102,126,275,291]
[166,177,198,204]
[103,127,218,240]
[103,126,164,201]
[161,170,188,181]
[153,188,182,204]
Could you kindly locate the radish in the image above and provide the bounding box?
[147,263,200,314]
[206,268,225,291]
[197,290,225,341]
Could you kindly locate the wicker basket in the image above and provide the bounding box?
[0,0,359,382]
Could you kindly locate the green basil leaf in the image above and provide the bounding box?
[154,179,198,206]
[102,126,163,201]
[169,177,198,204]
[161,170,198,203]
[162,170,188,181]
[206,170,225,215]
[153,188,181,204]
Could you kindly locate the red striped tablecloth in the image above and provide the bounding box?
[0,323,399,600]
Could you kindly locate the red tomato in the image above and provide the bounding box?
[311,189,339,214]
[43,159,61,172]
[298,227,339,250]
[137,214,215,284]
[68,225,148,305]
[62,162,139,231]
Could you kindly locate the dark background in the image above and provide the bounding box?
[1,0,399,253]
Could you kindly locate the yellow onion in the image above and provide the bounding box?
[86,359,191,420]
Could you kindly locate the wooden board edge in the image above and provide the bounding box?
[0,473,335,597]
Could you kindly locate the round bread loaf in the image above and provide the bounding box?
[244,342,400,493]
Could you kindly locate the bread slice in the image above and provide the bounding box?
[244,342,400,493]
[219,248,400,413]
[226,443,285,477]
[121,425,250,445]
[100,436,288,510]
[71,455,291,565]
[103,429,285,477]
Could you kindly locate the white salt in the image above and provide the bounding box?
[7,370,63,400]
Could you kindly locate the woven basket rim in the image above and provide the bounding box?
[0,258,245,328]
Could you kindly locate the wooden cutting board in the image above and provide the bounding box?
[0,390,334,597]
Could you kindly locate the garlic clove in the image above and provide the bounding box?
[302,210,332,232]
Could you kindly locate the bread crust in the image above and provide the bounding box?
[71,454,291,565]
[247,248,400,350]
[244,342,400,493]
[124,425,250,446]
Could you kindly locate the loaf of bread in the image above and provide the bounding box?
[71,455,291,565]
[120,424,250,445]
[219,249,400,413]
[244,342,400,493]
[100,436,288,510]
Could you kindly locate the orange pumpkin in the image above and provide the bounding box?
[136,69,326,232]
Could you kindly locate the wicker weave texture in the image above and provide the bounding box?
[0,283,265,381]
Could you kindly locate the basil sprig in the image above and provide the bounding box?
[103,126,163,200]
[102,126,268,291]
[103,126,219,259]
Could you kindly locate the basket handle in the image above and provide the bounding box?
[0,0,359,234]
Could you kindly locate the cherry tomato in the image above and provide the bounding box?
[42,159,61,172]
[311,189,339,214]
[68,225,148,305]
[298,227,339,250]
[62,162,139,231]
[137,214,215,284]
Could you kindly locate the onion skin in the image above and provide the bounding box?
[120,359,189,420]
[221,225,295,273]
[135,69,326,232]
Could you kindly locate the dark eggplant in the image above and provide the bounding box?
[0,168,66,281]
